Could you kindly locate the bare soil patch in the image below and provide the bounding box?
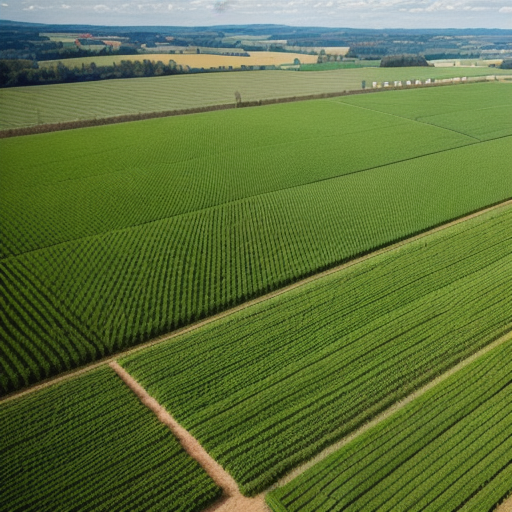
[497,496,512,512]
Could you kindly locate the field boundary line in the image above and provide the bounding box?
[331,98,483,142]
[271,327,512,490]
[1,198,511,405]
[3,135,511,263]
[0,79,494,138]
[109,361,270,512]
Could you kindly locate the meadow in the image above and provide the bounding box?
[0,367,221,511]
[267,334,512,512]
[1,82,511,395]
[119,203,512,495]
[0,66,509,129]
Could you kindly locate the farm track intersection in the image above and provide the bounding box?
[106,329,512,512]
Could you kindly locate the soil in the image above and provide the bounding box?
[108,361,271,512]
[275,329,512,487]
[109,324,511,510]
[497,496,512,512]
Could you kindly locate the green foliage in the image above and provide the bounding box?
[0,367,222,511]
[0,97,477,257]
[380,54,430,67]
[267,335,512,511]
[338,82,512,141]
[119,205,512,495]
[0,58,190,88]
[1,83,512,396]
[299,61,380,71]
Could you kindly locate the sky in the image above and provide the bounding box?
[1,0,512,29]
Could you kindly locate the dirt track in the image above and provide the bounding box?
[274,328,512,488]
[108,361,271,512]
[2,197,511,405]
[109,328,512,511]
[497,496,512,512]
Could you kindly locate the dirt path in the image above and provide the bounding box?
[109,328,511,511]
[2,198,511,406]
[497,496,512,512]
[108,361,270,512]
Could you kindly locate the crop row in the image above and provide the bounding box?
[338,82,512,141]
[1,136,511,396]
[267,334,512,512]
[0,367,222,512]
[0,68,507,130]
[119,204,512,495]
[336,83,512,140]
[3,84,510,258]
[0,95,474,257]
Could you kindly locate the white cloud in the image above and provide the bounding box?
[8,0,512,29]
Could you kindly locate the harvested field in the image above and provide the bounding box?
[39,51,318,69]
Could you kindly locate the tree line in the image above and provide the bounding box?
[380,55,431,67]
[0,59,191,88]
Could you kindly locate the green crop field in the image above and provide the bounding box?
[0,67,509,129]
[0,367,222,511]
[338,82,512,140]
[1,83,511,395]
[0,96,478,256]
[119,203,512,496]
[267,335,512,512]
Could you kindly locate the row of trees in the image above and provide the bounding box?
[380,55,431,67]
[0,59,284,88]
[0,59,190,88]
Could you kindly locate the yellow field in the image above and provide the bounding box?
[286,46,350,56]
[39,51,318,70]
